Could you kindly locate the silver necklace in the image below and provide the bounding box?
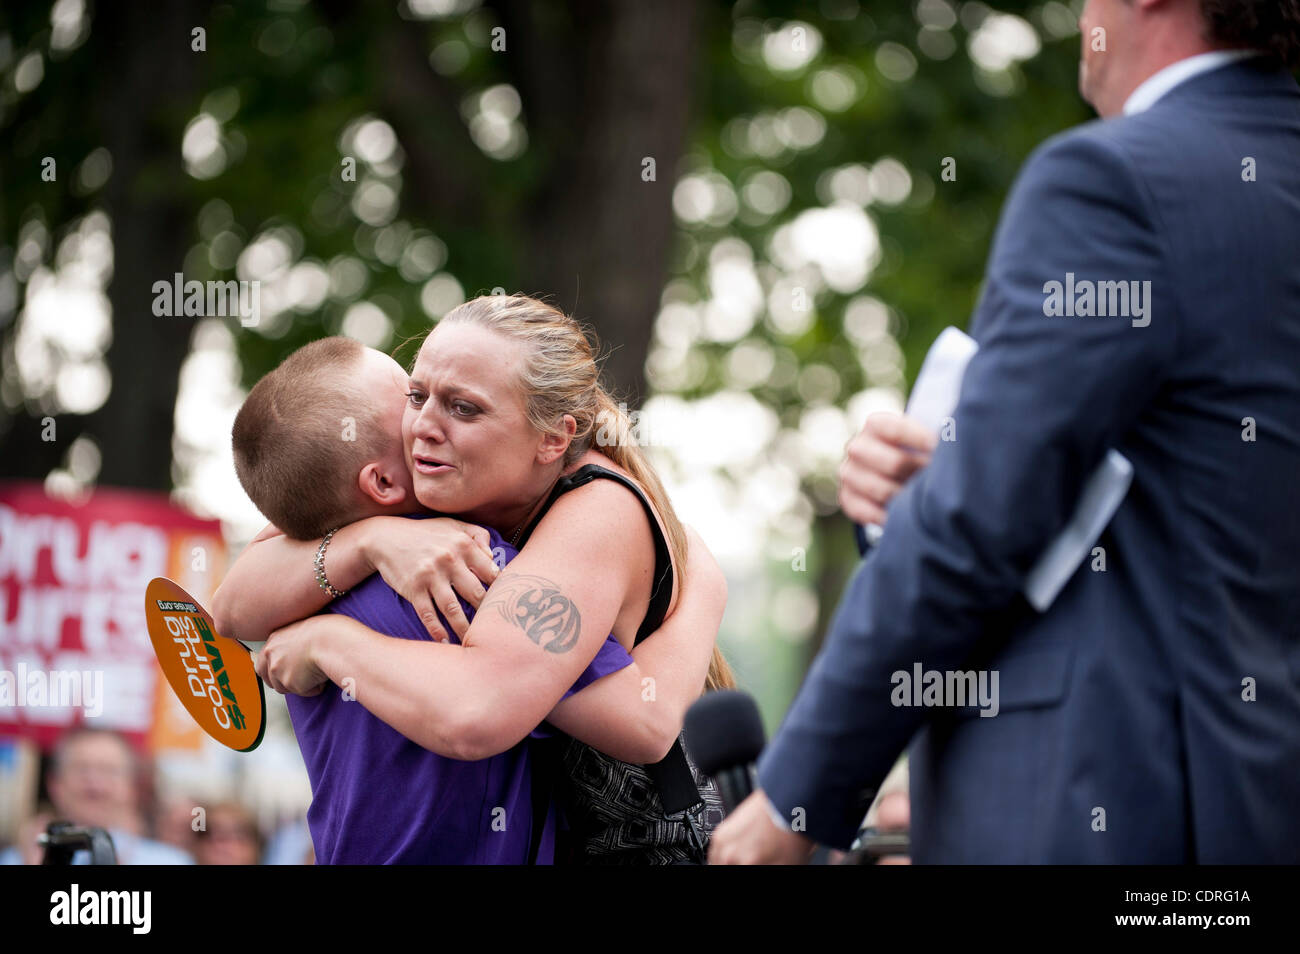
[508,475,562,547]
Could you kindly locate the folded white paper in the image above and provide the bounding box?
[871,326,1133,612]
[1022,448,1132,611]
[907,326,981,434]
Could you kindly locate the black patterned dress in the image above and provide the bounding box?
[517,463,724,864]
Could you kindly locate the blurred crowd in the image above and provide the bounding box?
[0,728,312,865]
[1,725,911,865]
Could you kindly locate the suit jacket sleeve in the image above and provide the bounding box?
[758,129,1180,848]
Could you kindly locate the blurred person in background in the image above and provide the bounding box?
[155,793,202,857]
[194,801,263,866]
[0,728,193,865]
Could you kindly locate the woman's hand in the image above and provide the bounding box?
[212,516,501,646]
[255,618,330,697]
[360,517,501,642]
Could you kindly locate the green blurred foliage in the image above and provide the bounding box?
[682,0,1092,403]
[1,0,1096,715]
[666,1,1093,712]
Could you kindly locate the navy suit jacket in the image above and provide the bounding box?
[759,59,1300,863]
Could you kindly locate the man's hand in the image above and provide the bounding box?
[708,790,816,865]
[255,617,330,696]
[873,789,911,865]
[362,516,501,642]
[839,412,938,526]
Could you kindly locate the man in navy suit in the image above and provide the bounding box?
[712,0,1300,864]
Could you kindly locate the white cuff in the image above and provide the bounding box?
[763,793,792,833]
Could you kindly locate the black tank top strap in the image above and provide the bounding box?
[515,463,673,645]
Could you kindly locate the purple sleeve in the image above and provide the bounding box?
[529,634,634,740]
[326,575,432,641]
[565,634,634,696]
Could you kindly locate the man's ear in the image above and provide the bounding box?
[358,461,409,507]
[537,414,577,465]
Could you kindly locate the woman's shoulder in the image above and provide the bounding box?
[561,453,666,530]
[547,451,679,617]
[525,459,659,593]
[551,452,649,522]
[565,451,676,571]
[568,449,632,482]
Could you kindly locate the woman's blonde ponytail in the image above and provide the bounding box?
[591,393,735,692]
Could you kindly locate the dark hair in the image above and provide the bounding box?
[232,337,389,539]
[50,727,137,777]
[1200,0,1300,69]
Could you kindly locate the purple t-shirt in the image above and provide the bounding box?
[285,525,633,864]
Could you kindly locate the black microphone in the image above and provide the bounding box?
[684,690,766,815]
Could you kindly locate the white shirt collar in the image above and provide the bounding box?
[1123,49,1262,116]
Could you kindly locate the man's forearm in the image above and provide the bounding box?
[311,614,582,760]
[212,521,375,642]
[311,616,505,759]
[756,503,1000,848]
[544,655,673,763]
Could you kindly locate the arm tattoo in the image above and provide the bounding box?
[487,574,582,654]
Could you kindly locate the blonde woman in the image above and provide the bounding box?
[222,295,733,862]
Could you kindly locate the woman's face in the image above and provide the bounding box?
[402,322,545,520]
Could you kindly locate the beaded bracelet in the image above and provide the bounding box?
[314,528,347,599]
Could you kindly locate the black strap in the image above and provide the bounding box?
[646,738,707,816]
[526,735,560,865]
[517,463,706,823]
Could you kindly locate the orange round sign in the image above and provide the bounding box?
[145,578,265,751]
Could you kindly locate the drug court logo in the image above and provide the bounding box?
[144,578,265,751]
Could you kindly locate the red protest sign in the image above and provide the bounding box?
[0,482,226,751]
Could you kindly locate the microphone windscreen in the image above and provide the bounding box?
[684,690,766,777]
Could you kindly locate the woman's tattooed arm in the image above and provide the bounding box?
[482,574,582,654]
